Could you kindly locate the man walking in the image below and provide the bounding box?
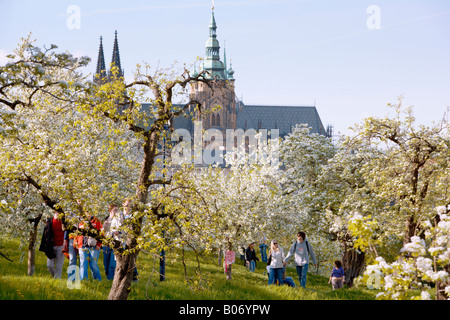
[284,231,317,288]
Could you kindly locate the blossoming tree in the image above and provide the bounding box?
[361,205,450,300]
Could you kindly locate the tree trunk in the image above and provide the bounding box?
[108,131,159,300]
[342,247,365,288]
[27,245,36,276]
[218,247,222,267]
[108,248,138,300]
[404,214,418,245]
[27,215,42,276]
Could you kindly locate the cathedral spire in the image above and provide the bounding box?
[94,36,106,84]
[223,40,228,80]
[203,6,226,79]
[109,30,124,78]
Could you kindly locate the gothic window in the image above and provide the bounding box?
[216,114,220,126]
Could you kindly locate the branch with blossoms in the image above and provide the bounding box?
[358,205,450,300]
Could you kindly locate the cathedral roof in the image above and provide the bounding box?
[236,104,327,137]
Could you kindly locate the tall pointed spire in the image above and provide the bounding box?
[223,40,228,80]
[94,36,107,84]
[203,5,226,79]
[109,30,124,78]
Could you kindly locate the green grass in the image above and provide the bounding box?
[0,237,377,300]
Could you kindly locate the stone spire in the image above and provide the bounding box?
[109,30,124,78]
[94,36,107,84]
[223,40,228,80]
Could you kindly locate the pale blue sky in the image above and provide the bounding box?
[1,0,449,136]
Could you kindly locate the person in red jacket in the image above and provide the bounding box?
[75,213,103,281]
[39,211,66,279]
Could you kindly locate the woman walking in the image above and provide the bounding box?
[268,240,286,285]
[245,242,259,272]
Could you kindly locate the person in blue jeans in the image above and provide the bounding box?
[259,240,268,263]
[245,242,259,272]
[284,231,317,288]
[79,246,102,280]
[75,215,103,281]
[282,267,296,287]
[63,231,78,280]
[267,240,286,285]
[266,266,295,287]
[102,203,120,280]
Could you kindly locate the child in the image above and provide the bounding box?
[328,260,345,290]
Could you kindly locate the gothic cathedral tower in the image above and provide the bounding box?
[94,31,124,84]
[190,6,237,132]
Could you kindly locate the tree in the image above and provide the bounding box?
[84,60,217,300]
[360,205,450,300]
[0,35,112,275]
[279,125,353,275]
[158,135,286,281]
[347,100,450,246]
[0,36,215,300]
[319,101,450,287]
[314,146,370,286]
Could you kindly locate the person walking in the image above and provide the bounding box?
[63,231,78,277]
[259,240,268,263]
[75,212,103,281]
[328,260,345,290]
[284,231,317,288]
[39,211,66,279]
[62,207,79,281]
[102,203,122,280]
[267,240,286,285]
[245,241,259,272]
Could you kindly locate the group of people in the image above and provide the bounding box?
[40,204,344,291]
[243,231,345,290]
[39,198,137,282]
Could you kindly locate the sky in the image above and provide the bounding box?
[1,0,449,136]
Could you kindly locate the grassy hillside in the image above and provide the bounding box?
[0,237,377,300]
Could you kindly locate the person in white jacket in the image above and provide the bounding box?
[102,203,123,280]
[268,239,286,285]
[284,231,317,288]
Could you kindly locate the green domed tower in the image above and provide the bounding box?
[202,8,226,80]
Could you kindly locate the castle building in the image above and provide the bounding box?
[94,8,329,142]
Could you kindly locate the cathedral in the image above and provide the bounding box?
[94,8,330,142]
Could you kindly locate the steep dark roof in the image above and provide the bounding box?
[236,104,327,137]
[139,103,327,138]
